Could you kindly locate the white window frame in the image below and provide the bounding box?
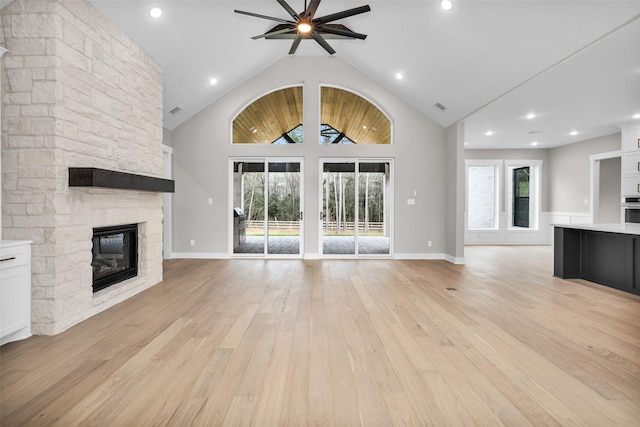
[465,159,501,231]
[505,160,542,231]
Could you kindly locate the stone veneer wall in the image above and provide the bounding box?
[1,0,164,335]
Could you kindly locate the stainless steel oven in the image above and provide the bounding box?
[623,197,640,223]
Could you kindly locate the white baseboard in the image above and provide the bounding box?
[171,252,229,259]
[394,253,445,260]
[444,254,465,264]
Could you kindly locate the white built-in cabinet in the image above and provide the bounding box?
[0,46,33,345]
[1,241,32,345]
[621,125,640,197]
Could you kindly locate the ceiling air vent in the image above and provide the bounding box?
[434,103,447,112]
[169,106,183,116]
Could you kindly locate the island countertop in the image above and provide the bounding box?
[553,223,640,236]
[553,224,640,295]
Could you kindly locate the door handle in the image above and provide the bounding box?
[300,211,303,220]
[320,211,324,220]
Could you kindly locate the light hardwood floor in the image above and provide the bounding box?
[1,246,639,426]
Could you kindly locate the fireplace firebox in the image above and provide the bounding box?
[92,224,138,293]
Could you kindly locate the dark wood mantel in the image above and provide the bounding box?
[68,168,174,193]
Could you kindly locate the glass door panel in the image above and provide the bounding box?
[358,162,390,255]
[322,162,356,255]
[267,162,301,255]
[513,166,530,228]
[233,161,265,254]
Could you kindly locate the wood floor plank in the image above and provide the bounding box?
[1,247,639,426]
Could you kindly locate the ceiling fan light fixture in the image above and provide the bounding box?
[297,21,312,33]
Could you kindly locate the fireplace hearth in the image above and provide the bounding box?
[92,224,138,293]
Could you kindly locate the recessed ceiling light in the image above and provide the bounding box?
[441,0,453,10]
[209,77,218,86]
[526,113,536,119]
[395,72,404,80]
[149,7,162,18]
[570,130,578,136]
[485,130,493,136]
[633,113,640,119]
[531,141,538,146]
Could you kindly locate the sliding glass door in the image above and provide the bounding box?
[232,159,303,257]
[321,159,392,257]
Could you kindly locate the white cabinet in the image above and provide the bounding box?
[621,124,640,152]
[623,175,640,196]
[622,152,640,175]
[621,125,640,197]
[0,241,32,346]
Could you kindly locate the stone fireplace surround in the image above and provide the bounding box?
[1,0,165,335]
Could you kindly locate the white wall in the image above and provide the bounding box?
[598,157,621,223]
[170,56,447,259]
[548,133,620,214]
[465,133,622,244]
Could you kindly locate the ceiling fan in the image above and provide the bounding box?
[234,0,371,55]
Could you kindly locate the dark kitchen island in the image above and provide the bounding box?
[554,223,640,296]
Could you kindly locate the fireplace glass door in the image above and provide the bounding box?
[92,224,138,293]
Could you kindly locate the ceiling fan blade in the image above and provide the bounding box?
[234,9,294,25]
[289,34,303,54]
[316,25,367,40]
[314,5,371,25]
[311,32,336,55]
[303,0,321,20]
[277,0,300,21]
[252,27,296,40]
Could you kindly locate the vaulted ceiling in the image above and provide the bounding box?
[85,1,640,149]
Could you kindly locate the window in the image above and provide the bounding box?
[320,86,391,144]
[466,161,500,230]
[506,160,541,230]
[231,85,392,145]
[232,86,303,144]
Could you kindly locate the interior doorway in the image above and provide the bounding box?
[231,158,303,257]
[320,159,392,257]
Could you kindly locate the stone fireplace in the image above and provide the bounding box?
[1,0,166,335]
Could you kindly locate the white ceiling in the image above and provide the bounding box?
[85,0,640,149]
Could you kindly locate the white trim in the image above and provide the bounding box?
[172,252,229,259]
[162,144,173,259]
[465,160,501,231]
[229,83,304,145]
[395,253,446,260]
[318,158,394,258]
[444,254,466,264]
[504,159,542,231]
[589,150,622,224]
[229,157,305,258]
[319,83,394,145]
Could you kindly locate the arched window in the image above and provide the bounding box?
[231,85,391,144]
[232,86,303,144]
[320,86,391,144]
